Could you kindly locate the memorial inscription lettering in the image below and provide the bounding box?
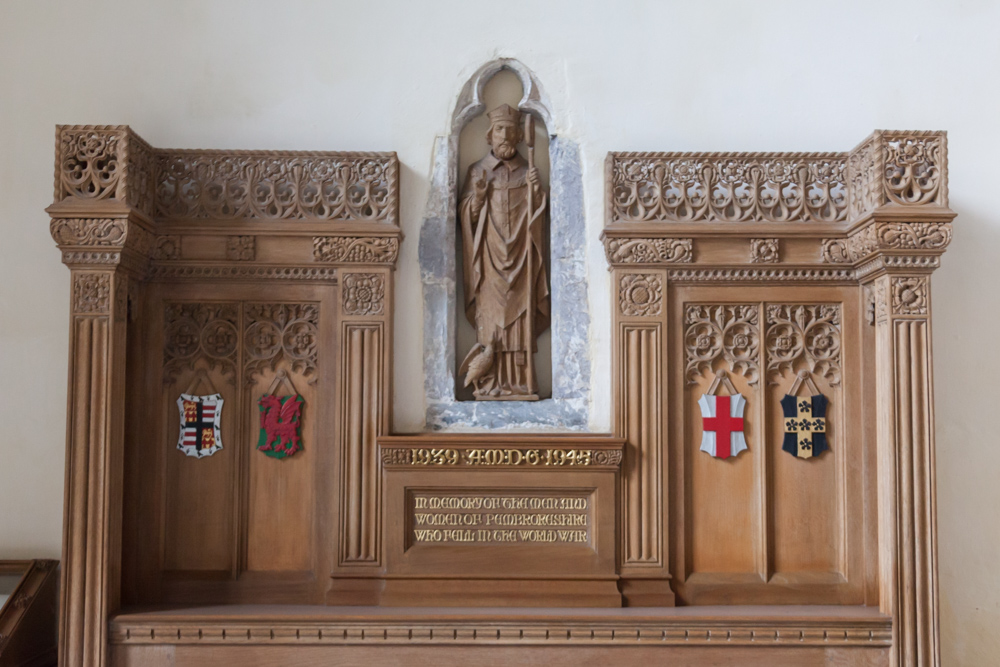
[409,493,591,544]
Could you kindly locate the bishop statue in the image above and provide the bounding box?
[459,103,550,400]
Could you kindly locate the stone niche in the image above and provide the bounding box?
[419,58,591,430]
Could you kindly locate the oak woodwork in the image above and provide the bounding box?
[50,124,950,666]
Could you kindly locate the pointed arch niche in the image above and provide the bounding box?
[419,59,591,429]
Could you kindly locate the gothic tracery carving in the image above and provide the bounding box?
[883,134,944,206]
[244,303,320,382]
[313,236,399,264]
[684,305,760,385]
[163,303,239,382]
[765,305,842,385]
[609,153,848,223]
[619,274,663,317]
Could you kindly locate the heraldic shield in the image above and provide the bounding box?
[176,393,223,458]
[781,394,829,459]
[698,393,748,459]
[257,394,304,459]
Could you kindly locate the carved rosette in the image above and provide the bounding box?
[73,273,111,314]
[152,236,181,260]
[821,239,851,264]
[765,305,842,385]
[891,277,929,316]
[163,303,240,382]
[619,274,663,317]
[244,303,320,382]
[603,237,692,264]
[226,235,255,261]
[609,153,847,223]
[591,449,624,467]
[313,236,399,264]
[750,238,780,263]
[381,448,413,466]
[342,273,385,316]
[683,305,759,384]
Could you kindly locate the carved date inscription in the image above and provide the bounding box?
[386,447,619,467]
[409,492,592,545]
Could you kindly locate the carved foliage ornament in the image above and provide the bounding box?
[313,236,399,264]
[848,222,952,261]
[619,273,663,317]
[610,153,847,223]
[604,237,693,264]
[849,132,946,218]
[73,273,111,314]
[765,305,841,385]
[55,126,156,215]
[342,273,385,316]
[821,239,851,264]
[50,218,126,246]
[684,305,759,385]
[155,152,396,222]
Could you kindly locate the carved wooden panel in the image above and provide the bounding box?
[671,289,868,606]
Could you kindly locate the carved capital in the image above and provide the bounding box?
[618,273,663,317]
[603,237,693,265]
[50,217,154,274]
[313,236,400,264]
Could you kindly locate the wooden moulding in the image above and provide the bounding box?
[0,560,60,667]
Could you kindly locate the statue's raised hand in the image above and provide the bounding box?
[472,168,489,203]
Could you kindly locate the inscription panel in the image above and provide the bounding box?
[408,492,592,546]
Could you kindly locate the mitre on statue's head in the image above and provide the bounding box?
[488,103,521,125]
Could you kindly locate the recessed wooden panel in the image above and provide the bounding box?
[688,369,759,575]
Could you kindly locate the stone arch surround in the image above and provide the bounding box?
[418,58,591,429]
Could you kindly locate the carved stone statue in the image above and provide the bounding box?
[459,104,549,400]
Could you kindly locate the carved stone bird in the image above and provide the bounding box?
[459,336,495,389]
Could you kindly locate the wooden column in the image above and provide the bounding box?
[608,253,682,605]
[49,126,157,667]
[847,130,954,667]
[330,267,394,603]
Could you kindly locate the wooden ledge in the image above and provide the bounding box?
[110,605,891,647]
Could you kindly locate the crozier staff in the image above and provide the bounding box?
[459,104,549,400]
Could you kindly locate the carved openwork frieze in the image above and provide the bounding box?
[619,273,663,317]
[608,153,848,223]
[891,276,929,316]
[765,305,841,385]
[313,236,399,264]
[72,273,111,314]
[848,131,947,220]
[684,305,760,384]
[244,303,320,382]
[603,237,692,265]
[749,238,780,263]
[342,273,385,316]
[55,125,157,217]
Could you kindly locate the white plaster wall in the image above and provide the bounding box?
[0,1,995,663]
